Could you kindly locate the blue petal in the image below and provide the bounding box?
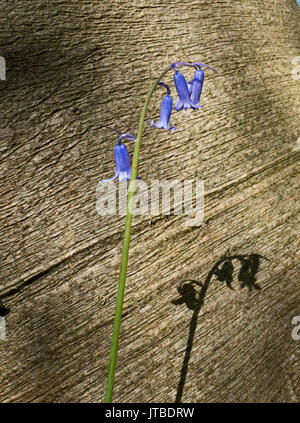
[174,71,190,102]
[191,69,204,105]
[173,71,201,111]
[150,119,163,129]
[150,95,176,131]
[175,98,184,111]
[114,143,131,174]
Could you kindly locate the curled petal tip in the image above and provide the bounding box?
[117,133,136,143]
[101,173,118,183]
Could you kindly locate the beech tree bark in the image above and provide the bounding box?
[0,0,299,402]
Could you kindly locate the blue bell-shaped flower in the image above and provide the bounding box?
[173,71,202,111]
[102,133,136,182]
[188,68,204,107]
[150,81,176,131]
[150,94,176,131]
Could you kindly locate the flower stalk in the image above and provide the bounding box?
[104,65,172,403]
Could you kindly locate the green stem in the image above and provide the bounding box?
[104,65,171,403]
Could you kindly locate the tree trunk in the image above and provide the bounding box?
[0,0,299,402]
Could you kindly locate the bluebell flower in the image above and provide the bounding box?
[173,71,202,111]
[102,133,136,182]
[188,68,204,107]
[150,81,176,131]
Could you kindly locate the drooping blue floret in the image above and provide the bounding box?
[150,82,176,131]
[113,142,131,182]
[150,94,176,131]
[188,68,205,107]
[173,71,202,111]
[102,133,136,182]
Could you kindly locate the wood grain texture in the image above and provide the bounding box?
[0,0,299,402]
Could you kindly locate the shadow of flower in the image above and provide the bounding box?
[172,252,268,402]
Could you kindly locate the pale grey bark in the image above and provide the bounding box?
[0,0,299,402]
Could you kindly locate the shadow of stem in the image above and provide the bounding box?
[172,253,268,403]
